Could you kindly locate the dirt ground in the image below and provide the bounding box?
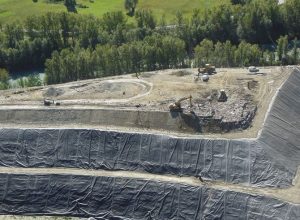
[0,67,292,138]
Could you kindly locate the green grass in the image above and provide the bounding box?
[0,0,230,24]
[0,0,66,24]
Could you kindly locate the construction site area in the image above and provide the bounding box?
[0,66,299,219]
[0,67,290,136]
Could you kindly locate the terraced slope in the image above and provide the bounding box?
[0,69,299,219]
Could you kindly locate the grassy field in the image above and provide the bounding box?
[0,0,230,24]
[0,0,65,23]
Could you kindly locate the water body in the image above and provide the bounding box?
[9,69,45,88]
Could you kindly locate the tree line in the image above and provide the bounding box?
[195,36,298,67]
[46,35,298,85]
[0,0,299,87]
[45,34,186,84]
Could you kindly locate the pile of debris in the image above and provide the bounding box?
[43,87,64,97]
[214,100,257,131]
[170,89,257,132]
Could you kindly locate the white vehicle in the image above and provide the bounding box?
[248,66,259,73]
[202,74,209,82]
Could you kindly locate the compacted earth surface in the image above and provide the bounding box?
[0,67,291,137]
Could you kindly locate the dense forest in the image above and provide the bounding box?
[0,0,299,87]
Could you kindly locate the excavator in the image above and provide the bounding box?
[198,64,216,75]
[169,95,192,111]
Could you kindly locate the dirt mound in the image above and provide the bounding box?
[171,70,193,77]
[43,87,65,97]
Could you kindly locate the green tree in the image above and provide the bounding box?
[17,77,26,88]
[135,10,156,30]
[112,25,126,46]
[102,11,126,34]
[283,0,300,38]
[203,4,238,43]
[64,0,77,13]
[59,12,70,47]
[4,22,24,48]
[223,40,236,67]
[234,41,261,66]
[231,0,248,5]
[25,15,41,40]
[265,50,275,66]
[190,9,203,47]
[213,42,225,67]
[0,68,9,83]
[292,38,298,64]
[237,0,283,44]
[195,39,214,67]
[78,16,100,48]
[277,35,288,62]
[125,0,138,16]
[0,68,9,90]
[40,13,63,49]
[25,74,42,87]
[45,51,62,84]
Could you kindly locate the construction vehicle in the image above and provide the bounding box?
[248,66,259,73]
[44,99,60,106]
[194,74,209,82]
[198,64,216,75]
[202,74,209,82]
[169,95,192,111]
[218,90,228,102]
[44,99,54,106]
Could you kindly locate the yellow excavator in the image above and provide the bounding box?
[169,95,192,111]
[198,64,216,75]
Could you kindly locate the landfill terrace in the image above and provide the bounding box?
[0,66,299,219]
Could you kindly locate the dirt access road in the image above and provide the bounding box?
[0,67,288,109]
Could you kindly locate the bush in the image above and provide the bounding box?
[0,68,9,83]
[25,74,42,87]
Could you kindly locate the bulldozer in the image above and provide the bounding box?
[169,95,192,111]
[198,64,216,75]
[218,90,228,102]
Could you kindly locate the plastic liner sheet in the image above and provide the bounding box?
[0,70,299,188]
[0,129,293,187]
[259,69,300,171]
[0,173,299,220]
